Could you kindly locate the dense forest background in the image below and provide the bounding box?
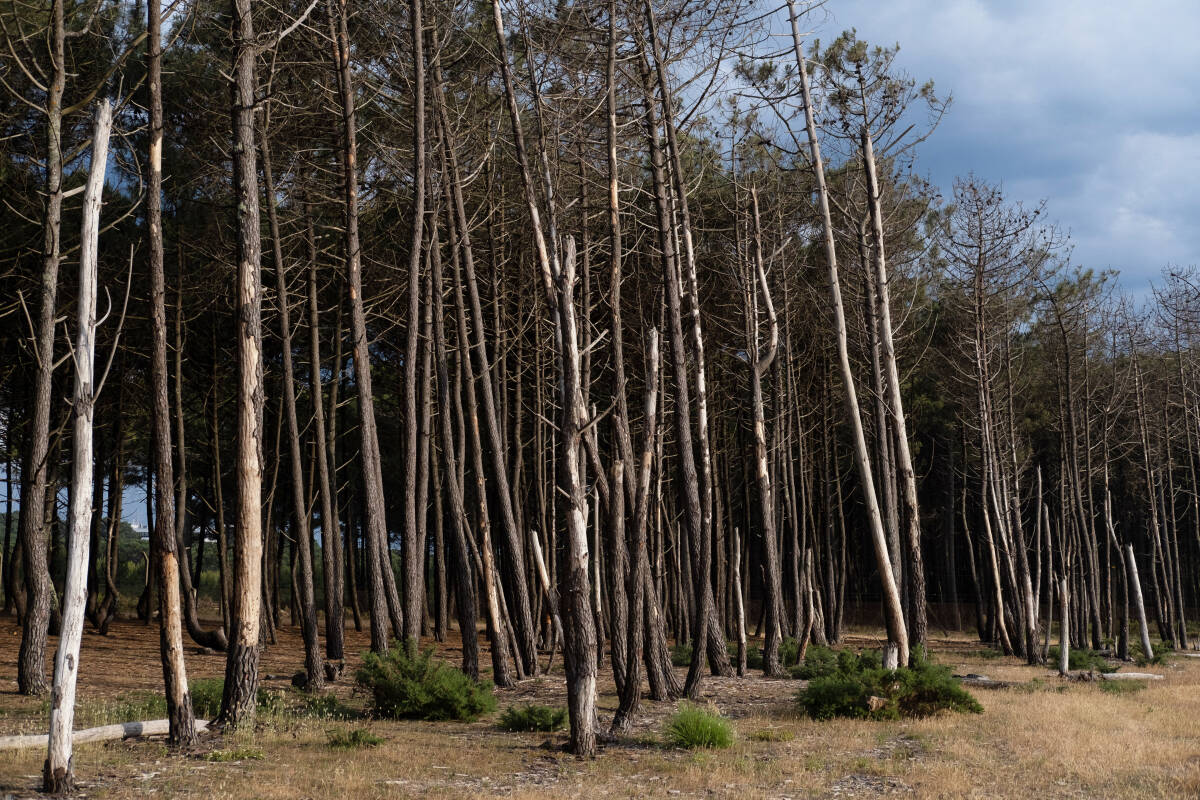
[0,0,1197,776]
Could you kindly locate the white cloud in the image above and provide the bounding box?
[813,0,1200,285]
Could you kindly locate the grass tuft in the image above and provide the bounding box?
[205,747,265,762]
[327,727,384,749]
[665,704,733,749]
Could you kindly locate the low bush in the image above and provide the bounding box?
[797,647,981,721]
[327,727,384,749]
[498,704,568,732]
[665,704,733,749]
[1130,643,1169,667]
[670,642,692,667]
[356,641,496,721]
[1047,646,1119,673]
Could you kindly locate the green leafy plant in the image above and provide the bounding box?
[327,727,384,749]
[665,704,733,749]
[1047,646,1119,673]
[797,647,981,720]
[355,640,496,721]
[498,704,568,732]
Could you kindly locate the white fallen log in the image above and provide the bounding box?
[1097,672,1164,681]
[0,719,210,751]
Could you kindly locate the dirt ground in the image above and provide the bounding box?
[1,615,1198,799]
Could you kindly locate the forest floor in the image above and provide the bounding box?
[1,615,1198,799]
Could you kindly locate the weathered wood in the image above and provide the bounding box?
[43,99,112,794]
[4,720,211,752]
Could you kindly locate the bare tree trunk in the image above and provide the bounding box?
[1058,576,1069,676]
[218,0,265,727]
[331,0,394,654]
[144,0,198,745]
[401,0,428,650]
[548,237,598,757]
[860,124,927,648]
[304,201,344,664]
[747,187,784,677]
[1124,544,1154,660]
[17,0,68,699]
[261,129,323,690]
[787,0,907,663]
[43,100,112,793]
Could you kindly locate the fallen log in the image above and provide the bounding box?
[0,719,210,751]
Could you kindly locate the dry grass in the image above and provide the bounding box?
[2,617,1198,798]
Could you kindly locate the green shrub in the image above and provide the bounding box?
[498,704,567,732]
[1130,643,1169,667]
[327,727,384,749]
[797,648,981,721]
[1047,646,1118,673]
[790,644,838,679]
[355,641,496,721]
[779,636,800,667]
[670,642,693,667]
[665,704,733,749]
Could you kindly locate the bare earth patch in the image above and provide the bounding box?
[2,618,1197,798]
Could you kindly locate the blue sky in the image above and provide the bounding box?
[813,0,1200,291]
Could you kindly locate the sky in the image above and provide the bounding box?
[812,0,1200,292]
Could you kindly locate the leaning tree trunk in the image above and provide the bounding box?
[217,0,265,729]
[1124,544,1154,661]
[787,0,908,664]
[859,122,928,649]
[43,100,111,794]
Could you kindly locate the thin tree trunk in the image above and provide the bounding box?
[261,129,323,690]
[43,101,112,793]
[787,0,907,663]
[218,0,265,727]
[17,0,68,699]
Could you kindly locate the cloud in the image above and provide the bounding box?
[814,0,1200,287]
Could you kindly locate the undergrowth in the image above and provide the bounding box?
[665,704,733,749]
[327,727,384,749]
[797,646,982,721]
[498,704,567,732]
[356,640,496,721]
